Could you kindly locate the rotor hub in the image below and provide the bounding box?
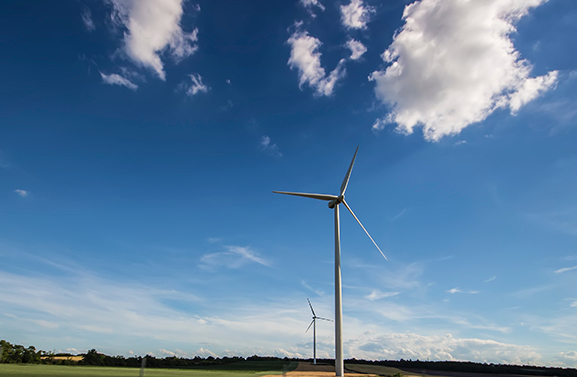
[328,195,344,209]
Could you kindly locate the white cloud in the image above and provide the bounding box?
[555,266,577,274]
[347,333,541,364]
[340,0,375,30]
[300,0,325,16]
[369,0,558,141]
[287,30,346,96]
[260,135,282,157]
[0,266,553,364]
[510,71,558,113]
[570,301,577,308]
[484,275,497,283]
[100,72,138,90]
[200,245,269,270]
[554,351,577,367]
[108,0,198,80]
[365,289,399,301]
[448,287,478,294]
[14,189,28,197]
[346,39,367,60]
[180,73,209,97]
[81,7,95,32]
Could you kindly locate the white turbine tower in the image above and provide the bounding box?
[274,146,387,377]
[306,298,333,365]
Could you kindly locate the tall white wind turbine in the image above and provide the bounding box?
[274,146,387,377]
[306,298,333,365]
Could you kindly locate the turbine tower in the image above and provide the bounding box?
[306,298,333,365]
[274,146,387,377]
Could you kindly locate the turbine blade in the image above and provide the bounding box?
[340,146,359,196]
[342,200,388,261]
[317,317,333,322]
[273,191,338,201]
[305,319,314,333]
[307,298,316,317]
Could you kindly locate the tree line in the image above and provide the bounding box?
[2,339,577,377]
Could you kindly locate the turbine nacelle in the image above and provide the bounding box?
[328,195,343,209]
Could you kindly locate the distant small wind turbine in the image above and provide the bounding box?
[274,146,387,377]
[306,298,333,365]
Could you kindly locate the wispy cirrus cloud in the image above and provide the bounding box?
[340,0,375,30]
[100,72,138,90]
[108,0,199,80]
[301,280,325,296]
[200,245,270,270]
[81,6,95,32]
[555,266,577,274]
[287,28,346,97]
[448,287,478,294]
[260,136,282,157]
[365,289,399,301]
[369,0,558,141]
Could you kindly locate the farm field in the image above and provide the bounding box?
[0,361,294,377]
[343,364,448,377]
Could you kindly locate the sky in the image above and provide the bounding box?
[1,0,577,368]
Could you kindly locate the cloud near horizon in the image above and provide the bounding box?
[369,0,558,141]
[347,333,542,365]
[1,265,574,365]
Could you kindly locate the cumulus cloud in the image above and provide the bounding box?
[108,0,198,80]
[346,39,367,60]
[369,0,558,141]
[287,30,346,96]
[348,333,541,364]
[200,246,269,270]
[100,72,138,90]
[14,189,28,197]
[340,0,375,30]
[81,7,95,32]
[554,351,577,367]
[180,73,209,97]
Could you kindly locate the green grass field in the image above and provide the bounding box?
[0,361,295,377]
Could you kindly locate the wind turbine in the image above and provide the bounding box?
[306,298,333,365]
[274,146,387,377]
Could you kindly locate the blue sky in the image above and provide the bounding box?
[1,0,577,367]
